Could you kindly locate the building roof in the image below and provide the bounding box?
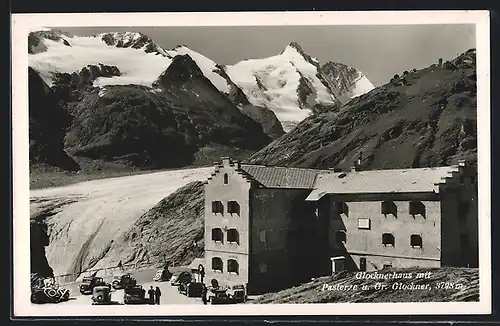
[305,166,460,201]
[187,258,205,270]
[240,164,330,189]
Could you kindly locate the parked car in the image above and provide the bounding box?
[112,273,137,290]
[123,285,148,304]
[153,269,172,282]
[30,278,70,304]
[80,276,111,295]
[170,271,192,286]
[178,281,204,297]
[91,286,112,305]
[226,284,247,303]
[207,287,234,304]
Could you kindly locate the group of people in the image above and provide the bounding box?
[147,286,162,305]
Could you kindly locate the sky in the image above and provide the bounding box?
[60,25,475,86]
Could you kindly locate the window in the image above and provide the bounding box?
[359,258,367,272]
[259,230,267,243]
[212,201,224,214]
[410,234,423,248]
[335,230,347,245]
[259,262,267,273]
[211,228,224,243]
[212,257,223,272]
[382,262,393,269]
[358,218,371,230]
[223,173,229,184]
[227,228,239,244]
[409,201,426,217]
[228,201,240,215]
[228,259,239,275]
[336,202,348,216]
[382,233,395,247]
[381,201,397,216]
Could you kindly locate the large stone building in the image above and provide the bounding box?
[203,157,478,294]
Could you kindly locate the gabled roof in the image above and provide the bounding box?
[240,164,330,189]
[305,166,460,201]
[188,258,205,270]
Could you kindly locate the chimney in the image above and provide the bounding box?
[235,160,241,170]
[221,157,231,167]
[351,152,362,172]
[213,161,220,171]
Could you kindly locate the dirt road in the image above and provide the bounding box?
[35,269,203,306]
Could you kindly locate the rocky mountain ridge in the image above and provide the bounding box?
[28,29,374,133]
[247,49,477,170]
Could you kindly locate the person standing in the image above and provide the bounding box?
[155,286,161,305]
[148,286,155,305]
[118,260,124,272]
[198,265,205,284]
[201,284,208,305]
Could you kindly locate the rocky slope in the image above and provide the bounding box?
[62,55,271,168]
[252,267,479,303]
[247,49,477,169]
[93,181,206,269]
[28,67,79,171]
[30,219,54,279]
[320,61,374,104]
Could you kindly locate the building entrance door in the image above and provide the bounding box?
[359,258,366,271]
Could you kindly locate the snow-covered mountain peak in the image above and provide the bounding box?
[280,41,320,66]
[170,46,231,94]
[28,31,174,87]
[98,31,170,57]
[225,43,340,131]
[281,41,306,57]
[28,29,73,54]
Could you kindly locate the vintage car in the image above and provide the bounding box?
[80,276,111,295]
[153,268,172,282]
[207,287,234,304]
[91,286,112,305]
[123,285,149,305]
[178,280,204,297]
[30,278,70,304]
[112,273,137,290]
[170,271,192,286]
[226,284,247,303]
